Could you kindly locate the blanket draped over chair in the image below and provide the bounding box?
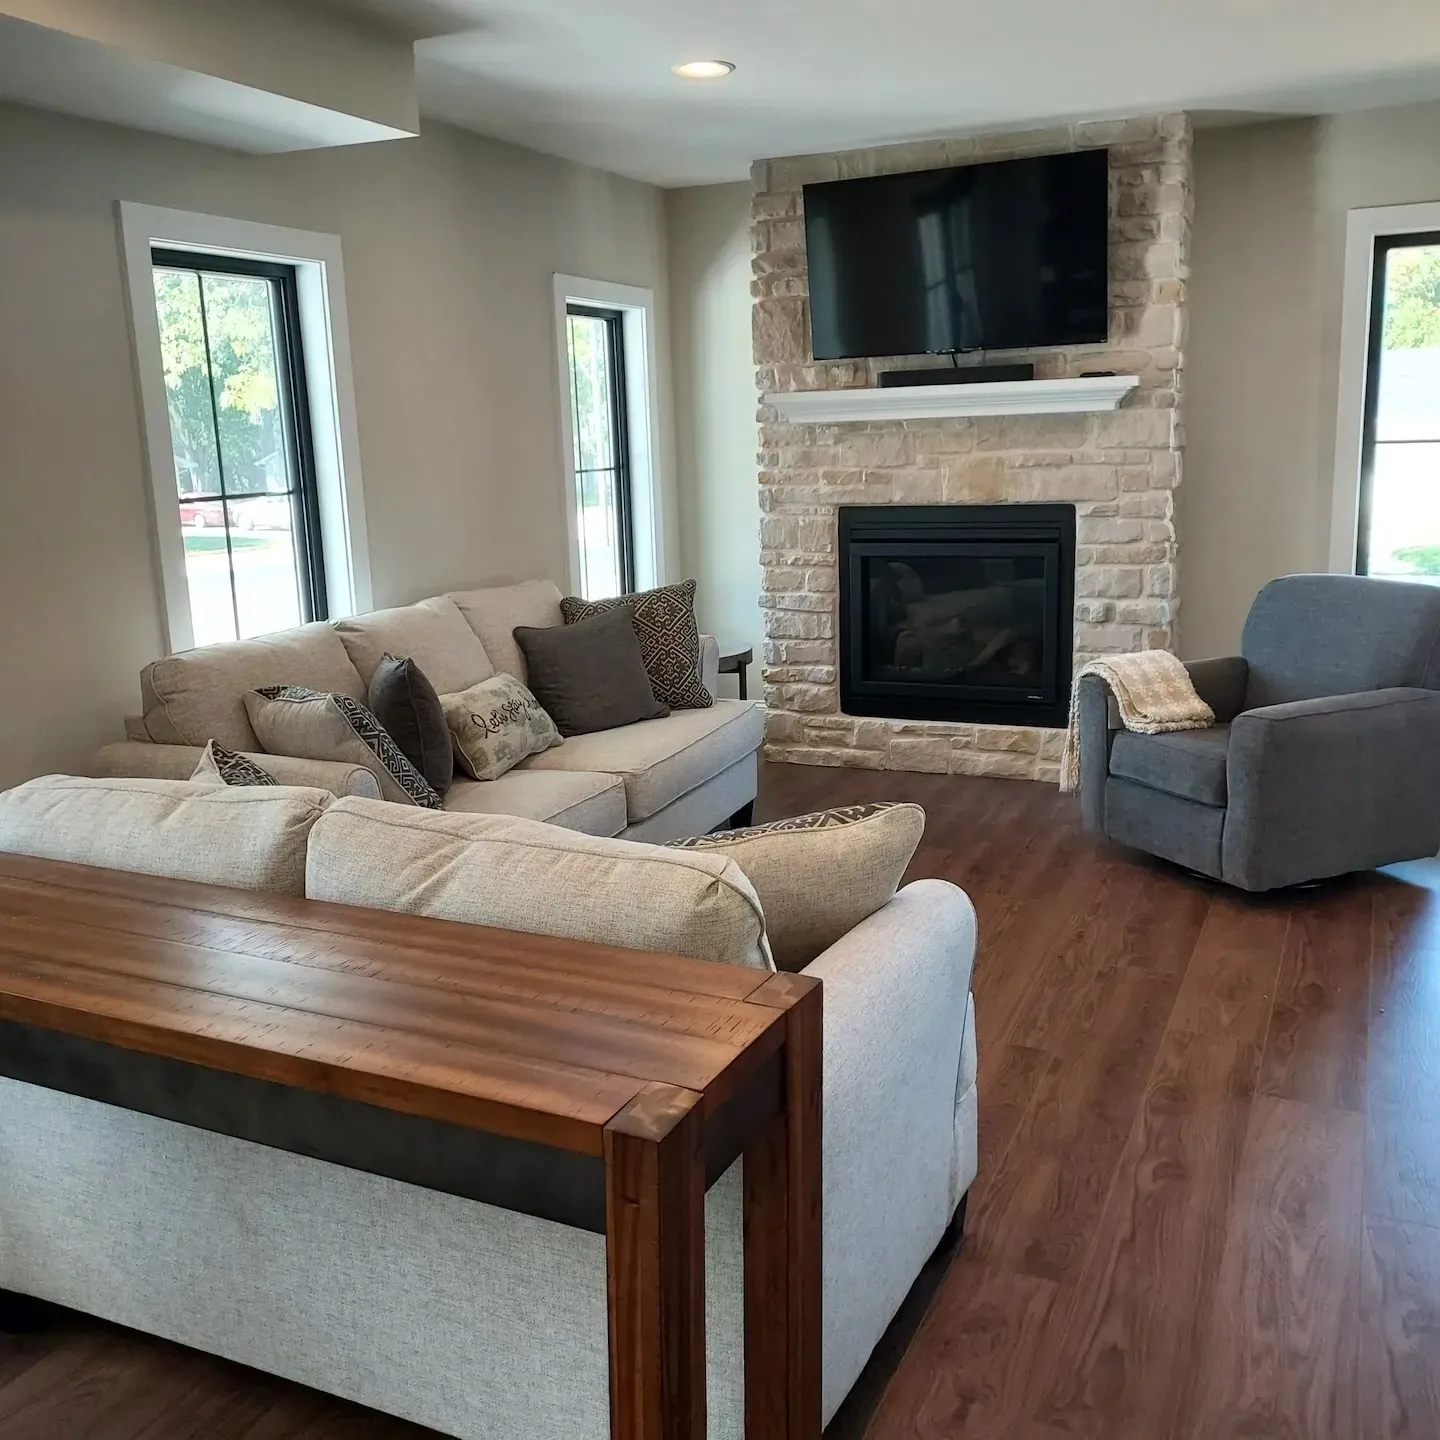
[1059,651,1214,792]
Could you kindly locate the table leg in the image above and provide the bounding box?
[605,1082,707,1440]
[743,974,823,1440]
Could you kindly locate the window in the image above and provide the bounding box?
[120,204,371,654]
[1356,233,1440,581]
[565,303,635,599]
[553,275,668,600]
[151,249,325,646]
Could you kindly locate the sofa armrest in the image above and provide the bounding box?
[1224,687,1440,889]
[800,878,976,1410]
[1075,674,1119,833]
[699,634,720,699]
[92,741,383,800]
[1184,655,1248,723]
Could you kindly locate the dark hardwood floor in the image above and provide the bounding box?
[5,761,1440,1439]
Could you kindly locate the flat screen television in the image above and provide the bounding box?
[803,148,1109,361]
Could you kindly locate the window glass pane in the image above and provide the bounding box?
[1375,243,1440,444]
[228,494,303,637]
[1367,443,1440,582]
[201,272,290,495]
[153,268,222,496]
[567,313,615,471]
[178,500,238,645]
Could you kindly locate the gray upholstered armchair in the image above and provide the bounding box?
[1076,574,1440,891]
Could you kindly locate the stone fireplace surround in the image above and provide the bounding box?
[752,113,1192,782]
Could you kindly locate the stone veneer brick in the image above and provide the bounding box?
[752,113,1193,781]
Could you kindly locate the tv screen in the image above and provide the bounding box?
[803,149,1109,361]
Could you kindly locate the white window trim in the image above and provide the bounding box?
[1330,200,1440,573]
[552,274,670,596]
[116,201,373,652]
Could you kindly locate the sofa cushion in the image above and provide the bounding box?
[244,687,443,809]
[448,580,564,684]
[518,700,764,822]
[444,771,626,836]
[306,798,771,969]
[141,624,366,751]
[513,608,668,737]
[1110,724,1231,807]
[333,596,494,694]
[669,802,925,971]
[440,675,562,782]
[0,775,328,896]
[368,655,454,795]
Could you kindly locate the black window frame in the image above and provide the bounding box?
[151,246,328,633]
[1356,229,1440,576]
[565,302,636,596]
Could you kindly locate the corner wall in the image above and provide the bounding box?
[0,100,670,789]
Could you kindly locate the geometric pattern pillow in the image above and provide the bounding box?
[244,685,443,809]
[560,579,713,710]
[189,739,279,787]
[668,801,925,971]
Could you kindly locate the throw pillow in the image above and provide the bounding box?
[243,686,443,809]
[559,579,713,710]
[513,608,668,737]
[368,654,454,796]
[668,802,925,971]
[190,739,279,787]
[440,674,563,781]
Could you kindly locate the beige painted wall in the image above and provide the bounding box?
[0,99,671,788]
[665,181,759,698]
[1184,100,1440,658]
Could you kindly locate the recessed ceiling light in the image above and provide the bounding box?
[672,60,735,80]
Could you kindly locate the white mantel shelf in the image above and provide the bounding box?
[765,374,1140,424]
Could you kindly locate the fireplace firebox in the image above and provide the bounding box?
[838,504,1076,728]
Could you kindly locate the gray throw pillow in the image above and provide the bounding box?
[513,608,669,737]
[368,654,454,796]
[559,579,713,711]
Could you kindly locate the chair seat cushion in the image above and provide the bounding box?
[443,770,626,837]
[1109,724,1231,807]
[518,701,764,821]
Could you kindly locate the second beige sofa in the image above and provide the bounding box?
[94,579,763,844]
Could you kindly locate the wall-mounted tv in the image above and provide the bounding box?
[803,148,1110,361]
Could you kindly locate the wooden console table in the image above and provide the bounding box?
[0,854,821,1440]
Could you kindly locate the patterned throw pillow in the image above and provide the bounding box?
[669,802,925,971]
[189,739,278,787]
[243,686,443,809]
[559,579,713,710]
[440,674,563,782]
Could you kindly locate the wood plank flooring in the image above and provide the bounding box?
[5,762,1440,1439]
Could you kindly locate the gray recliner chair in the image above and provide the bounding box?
[1076,573,1440,891]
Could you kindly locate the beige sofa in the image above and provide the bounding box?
[0,777,980,1440]
[93,579,762,844]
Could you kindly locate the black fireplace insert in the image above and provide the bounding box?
[838,504,1076,728]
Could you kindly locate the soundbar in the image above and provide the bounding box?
[877,362,1036,388]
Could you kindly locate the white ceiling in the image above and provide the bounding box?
[387,0,1440,186]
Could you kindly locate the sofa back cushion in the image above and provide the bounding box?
[0,775,329,896]
[306,797,772,970]
[141,624,366,750]
[448,580,564,684]
[333,596,494,694]
[1242,574,1440,709]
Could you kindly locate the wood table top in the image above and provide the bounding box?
[0,854,791,1157]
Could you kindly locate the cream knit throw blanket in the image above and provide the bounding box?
[1059,651,1214,792]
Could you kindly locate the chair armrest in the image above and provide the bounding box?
[699,633,720,698]
[1075,674,1119,832]
[1184,656,1248,723]
[800,879,977,1402]
[92,741,383,800]
[1224,687,1440,889]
